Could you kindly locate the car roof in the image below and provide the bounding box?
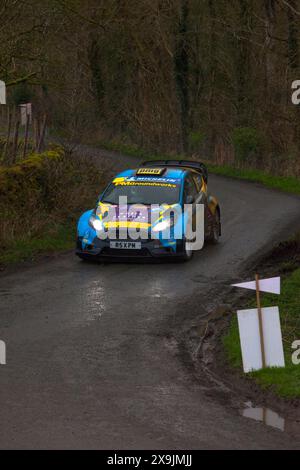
[114,167,188,181]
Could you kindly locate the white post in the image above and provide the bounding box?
[255,274,266,368]
[0,340,6,365]
[0,81,6,105]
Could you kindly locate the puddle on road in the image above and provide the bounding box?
[242,402,300,436]
[242,402,285,431]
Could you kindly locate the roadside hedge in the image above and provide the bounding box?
[0,149,111,262]
[0,150,63,208]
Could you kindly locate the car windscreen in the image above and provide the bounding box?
[101,180,181,205]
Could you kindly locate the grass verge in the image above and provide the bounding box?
[0,224,74,266]
[97,140,300,196]
[207,164,300,196]
[223,257,300,398]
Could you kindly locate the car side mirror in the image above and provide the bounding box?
[186,195,194,204]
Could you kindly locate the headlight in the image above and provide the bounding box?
[89,214,104,232]
[152,218,173,233]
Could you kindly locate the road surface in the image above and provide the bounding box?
[0,149,299,449]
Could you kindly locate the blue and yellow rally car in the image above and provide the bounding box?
[76,160,221,261]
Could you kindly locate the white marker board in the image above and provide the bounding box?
[20,103,32,125]
[237,307,285,373]
[232,277,280,294]
[0,81,6,104]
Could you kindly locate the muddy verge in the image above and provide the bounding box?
[183,236,300,425]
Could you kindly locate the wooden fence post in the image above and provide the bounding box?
[23,113,30,159]
[3,107,12,163]
[37,114,47,153]
[34,117,40,152]
[11,116,20,164]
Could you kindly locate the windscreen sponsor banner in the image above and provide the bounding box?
[113,176,181,186]
[114,182,177,188]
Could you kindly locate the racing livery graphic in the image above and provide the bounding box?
[76,160,221,261]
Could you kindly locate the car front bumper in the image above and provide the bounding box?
[76,236,183,259]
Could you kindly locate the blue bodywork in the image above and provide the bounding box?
[76,167,191,258]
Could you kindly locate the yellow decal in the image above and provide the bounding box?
[113,177,126,184]
[201,179,207,194]
[104,221,151,229]
[208,196,218,214]
[97,202,111,218]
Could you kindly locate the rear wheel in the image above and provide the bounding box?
[210,209,221,244]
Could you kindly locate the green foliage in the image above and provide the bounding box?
[0,149,63,207]
[223,267,300,398]
[0,149,111,266]
[1,1,300,177]
[188,131,206,152]
[231,127,263,162]
[0,138,6,155]
[223,315,243,369]
[9,83,34,105]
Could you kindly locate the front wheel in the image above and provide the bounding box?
[178,239,194,261]
[76,253,94,262]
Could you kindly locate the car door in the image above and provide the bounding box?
[183,174,199,237]
[191,172,210,238]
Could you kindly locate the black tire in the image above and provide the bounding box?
[178,239,194,261]
[210,209,221,244]
[77,253,93,262]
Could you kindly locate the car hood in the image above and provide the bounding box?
[96,202,179,228]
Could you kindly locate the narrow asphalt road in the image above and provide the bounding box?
[0,149,299,449]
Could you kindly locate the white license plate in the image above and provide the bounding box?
[110,241,142,250]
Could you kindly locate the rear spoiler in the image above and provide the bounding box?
[141,160,208,183]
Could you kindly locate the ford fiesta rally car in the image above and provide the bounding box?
[76,160,221,261]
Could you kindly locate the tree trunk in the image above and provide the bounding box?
[287,0,300,147]
[37,114,47,153]
[236,0,253,127]
[287,0,299,70]
[208,0,217,159]
[174,0,190,153]
[88,33,105,110]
